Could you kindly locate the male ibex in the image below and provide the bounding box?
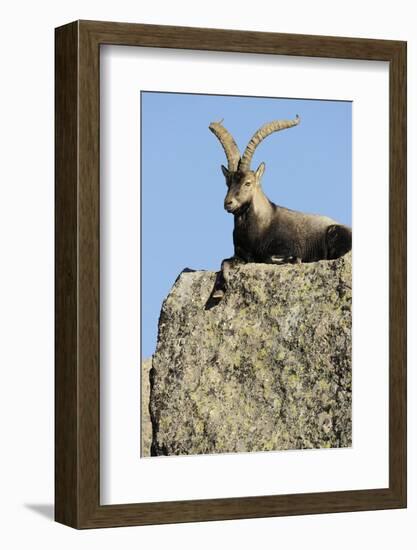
[209,116,352,300]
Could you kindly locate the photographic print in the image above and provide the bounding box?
[55,21,406,527]
[141,91,352,457]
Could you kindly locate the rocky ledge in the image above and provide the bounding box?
[147,253,352,456]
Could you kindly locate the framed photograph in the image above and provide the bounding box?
[55,20,406,528]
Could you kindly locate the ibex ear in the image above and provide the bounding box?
[221,164,230,178]
[221,164,231,186]
[255,162,265,183]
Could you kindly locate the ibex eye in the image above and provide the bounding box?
[245,181,251,186]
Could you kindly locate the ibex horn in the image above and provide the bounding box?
[239,115,300,171]
[209,121,241,172]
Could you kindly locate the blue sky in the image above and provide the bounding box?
[141,92,352,358]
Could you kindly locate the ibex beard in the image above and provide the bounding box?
[209,116,352,301]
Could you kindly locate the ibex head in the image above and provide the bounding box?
[221,163,265,213]
[209,116,300,214]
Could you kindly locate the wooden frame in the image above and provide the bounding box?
[55,20,407,529]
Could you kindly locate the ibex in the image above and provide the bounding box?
[209,116,352,300]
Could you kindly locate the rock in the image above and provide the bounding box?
[149,253,352,456]
[141,357,153,457]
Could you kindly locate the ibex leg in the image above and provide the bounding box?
[211,256,243,300]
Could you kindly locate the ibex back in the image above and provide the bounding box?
[209,116,352,300]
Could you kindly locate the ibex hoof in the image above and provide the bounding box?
[212,289,225,300]
[269,255,302,265]
[270,255,286,264]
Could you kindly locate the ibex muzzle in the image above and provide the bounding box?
[208,116,352,301]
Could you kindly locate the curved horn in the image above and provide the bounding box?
[239,115,300,171]
[209,121,241,172]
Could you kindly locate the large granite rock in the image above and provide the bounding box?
[149,253,352,456]
[141,357,153,457]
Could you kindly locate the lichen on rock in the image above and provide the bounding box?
[141,357,153,457]
[148,252,352,456]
